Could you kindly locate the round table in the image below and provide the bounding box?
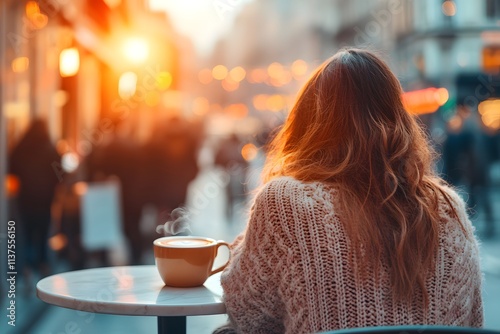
[36,265,226,334]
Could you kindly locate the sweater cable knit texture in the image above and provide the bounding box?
[220,177,483,334]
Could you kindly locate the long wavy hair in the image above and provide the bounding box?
[263,49,461,306]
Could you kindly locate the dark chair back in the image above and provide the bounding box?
[319,325,500,334]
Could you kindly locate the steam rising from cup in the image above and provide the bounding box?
[156,207,192,236]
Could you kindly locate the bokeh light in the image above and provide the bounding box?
[291,59,308,78]
[156,71,173,90]
[267,62,284,79]
[26,1,48,29]
[12,57,29,73]
[123,37,149,64]
[478,99,500,130]
[253,94,268,111]
[6,174,20,198]
[442,1,456,16]
[198,68,213,84]
[61,152,80,173]
[59,48,80,77]
[49,234,68,252]
[266,94,286,112]
[403,87,448,115]
[435,88,449,106]
[25,1,39,17]
[229,66,246,82]
[448,114,463,132]
[118,71,138,99]
[241,143,258,161]
[73,182,88,196]
[212,65,228,80]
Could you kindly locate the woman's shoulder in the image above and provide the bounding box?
[437,184,468,219]
[257,176,334,200]
[439,184,465,204]
[259,176,305,192]
[253,177,337,216]
[437,183,478,241]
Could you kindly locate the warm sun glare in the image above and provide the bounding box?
[122,37,149,64]
[148,0,251,55]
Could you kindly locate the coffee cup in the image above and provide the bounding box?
[153,236,230,287]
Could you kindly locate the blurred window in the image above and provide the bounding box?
[486,0,500,18]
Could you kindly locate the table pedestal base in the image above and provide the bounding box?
[158,316,186,334]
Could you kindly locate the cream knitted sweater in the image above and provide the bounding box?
[220,177,483,334]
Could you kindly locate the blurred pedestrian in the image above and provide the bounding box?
[145,116,202,226]
[443,106,495,237]
[214,133,249,220]
[86,121,147,265]
[442,113,463,186]
[9,119,61,282]
[51,171,85,270]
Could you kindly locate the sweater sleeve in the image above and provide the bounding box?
[220,183,285,334]
[442,187,484,327]
[455,197,484,328]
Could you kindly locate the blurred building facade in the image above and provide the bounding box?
[0,0,192,295]
[0,0,187,162]
[330,0,500,130]
[394,0,500,121]
[196,0,344,138]
[208,0,500,132]
[0,0,194,180]
[205,0,402,134]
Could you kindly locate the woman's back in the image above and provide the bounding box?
[217,49,483,333]
[221,176,482,333]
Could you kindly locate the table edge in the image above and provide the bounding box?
[36,266,227,317]
[36,285,227,317]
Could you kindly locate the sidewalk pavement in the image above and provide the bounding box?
[1,273,53,334]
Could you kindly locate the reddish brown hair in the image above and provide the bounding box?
[263,49,460,306]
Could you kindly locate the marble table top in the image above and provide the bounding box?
[36,265,226,317]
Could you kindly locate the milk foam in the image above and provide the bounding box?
[158,238,214,247]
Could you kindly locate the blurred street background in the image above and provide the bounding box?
[1,0,500,333]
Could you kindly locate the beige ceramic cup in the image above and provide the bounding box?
[153,236,230,287]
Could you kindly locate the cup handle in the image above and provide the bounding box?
[209,241,231,276]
